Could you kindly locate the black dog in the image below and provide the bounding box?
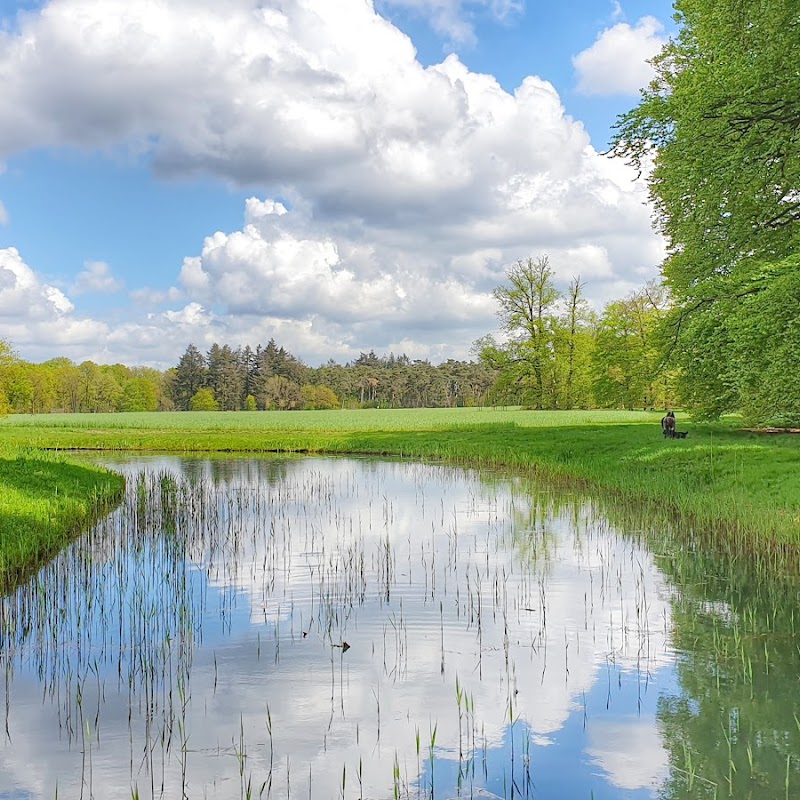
[674,430,688,439]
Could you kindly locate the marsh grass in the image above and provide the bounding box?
[0,460,677,797]
[2,408,798,555]
[1,456,799,798]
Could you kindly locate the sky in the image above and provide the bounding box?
[0,0,676,368]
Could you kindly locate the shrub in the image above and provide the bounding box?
[189,388,219,411]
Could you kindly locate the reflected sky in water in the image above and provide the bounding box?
[0,456,679,799]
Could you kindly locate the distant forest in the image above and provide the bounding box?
[0,264,678,414]
[0,339,498,412]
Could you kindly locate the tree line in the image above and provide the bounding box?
[475,256,678,411]
[169,339,499,411]
[0,338,498,413]
[0,264,681,415]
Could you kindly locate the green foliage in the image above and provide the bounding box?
[0,353,170,415]
[592,282,678,410]
[207,343,244,411]
[655,546,800,799]
[119,371,159,412]
[0,453,123,590]
[301,384,339,410]
[168,339,496,411]
[0,338,14,366]
[189,388,219,411]
[671,257,800,425]
[174,344,207,411]
[732,268,800,426]
[561,277,595,408]
[259,375,301,410]
[243,394,257,411]
[613,0,800,421]
[614,0,800,287]
[491,256,561,408]
[0,339,17,416]
[481,257,597,408]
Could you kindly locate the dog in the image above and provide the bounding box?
[674,430,688,439]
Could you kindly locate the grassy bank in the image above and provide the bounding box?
[2,408,799,556]
[0,450,124,590]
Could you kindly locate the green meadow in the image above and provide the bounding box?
[0,450,123,589]
[2,407,800,585]
[1,407,647,434]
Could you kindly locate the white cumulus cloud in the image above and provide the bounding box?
[0,0,666,367]
[587,719,669,790]
[71,260,124,295]
[0,247,73,318]
[0,247,109,360]
[378,0,524,46]
[573,16,667,96]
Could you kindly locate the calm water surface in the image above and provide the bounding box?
[0,456,798,799]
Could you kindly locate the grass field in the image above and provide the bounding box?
[1,407,799,579]
[2,407,650,432]
[0,450,123,590]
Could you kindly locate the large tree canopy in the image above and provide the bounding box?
[615,0,800,289]
[613,0,800,421]
[478,256,599,409]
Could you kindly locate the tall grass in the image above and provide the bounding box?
[0,449,124,590]
[2,408,799,556]
[0,452,797,796]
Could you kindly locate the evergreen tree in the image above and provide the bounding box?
[207,344,244,411]
[239,345,258,404]
[173,344,207,411]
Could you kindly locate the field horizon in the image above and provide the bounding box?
[2,407,799,562]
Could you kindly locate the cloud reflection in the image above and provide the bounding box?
[0,457,675,799]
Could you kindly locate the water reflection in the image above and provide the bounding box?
[653,545,800,800]
[0,455,736,798]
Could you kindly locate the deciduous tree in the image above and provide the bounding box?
[492,256,560,408]
[612,0,800,420]
[189,388,219,411]
[592,283,676,410]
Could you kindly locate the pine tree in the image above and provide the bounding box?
[173,344,207,411]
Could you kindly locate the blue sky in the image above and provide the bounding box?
[0,0,675,367]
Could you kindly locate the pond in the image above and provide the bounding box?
[0,456,798,799]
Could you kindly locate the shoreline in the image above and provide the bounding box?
[2,409,799,585]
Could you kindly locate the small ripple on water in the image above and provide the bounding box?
[2,454,790,800]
